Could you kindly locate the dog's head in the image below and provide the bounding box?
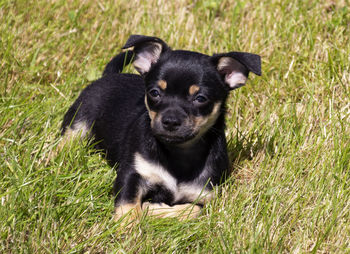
[123,35,261,146]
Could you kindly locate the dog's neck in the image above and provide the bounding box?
[163,138,208,156]
[159,139,209,180]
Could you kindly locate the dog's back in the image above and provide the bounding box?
[61,51,145,163]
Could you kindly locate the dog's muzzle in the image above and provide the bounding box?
[152,109,196,145]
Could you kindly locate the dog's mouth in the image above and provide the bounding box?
[154,132,197,145]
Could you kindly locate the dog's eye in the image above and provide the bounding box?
[149,89,161,98]
[194,95,208,104]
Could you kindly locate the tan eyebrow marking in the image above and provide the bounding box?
[189,85,200,95]
[158,80,167,90]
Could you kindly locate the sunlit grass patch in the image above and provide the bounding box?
[1,0,349,252]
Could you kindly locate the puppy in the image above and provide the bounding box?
[61,35,261,221]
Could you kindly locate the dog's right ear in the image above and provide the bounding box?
[211,52,261,90]
[122,35,169,75]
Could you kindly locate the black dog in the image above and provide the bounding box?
[61,35,261,221]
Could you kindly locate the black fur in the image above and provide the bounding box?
[61,35,261,210]
[102,50,134,76]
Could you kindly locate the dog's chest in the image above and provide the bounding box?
[134,153,212,204]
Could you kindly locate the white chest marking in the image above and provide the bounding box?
[134,152,177,193]
[134,153,213,204]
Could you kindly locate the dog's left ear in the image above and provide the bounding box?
[211,52,261,89]
[122,34,169,75]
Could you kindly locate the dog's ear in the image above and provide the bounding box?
[211,52,261,90]
[122,35,169,75]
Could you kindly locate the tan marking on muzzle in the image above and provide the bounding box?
[189,85,200,95]
[144,96,157,126]
[179,102,222,148]
[193,102,221,132]
[158,80,167,90]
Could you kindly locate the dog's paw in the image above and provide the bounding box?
[142,202,201,220]
[114,203,142,229]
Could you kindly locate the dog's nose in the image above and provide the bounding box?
[161,115,181,131]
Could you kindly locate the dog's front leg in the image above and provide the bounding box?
[114,203,141,222]
[113,172,144,225]
[142,202,201,220]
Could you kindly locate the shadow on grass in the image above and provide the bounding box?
[227,130,277,173]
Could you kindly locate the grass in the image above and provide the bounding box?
[1,0,349,252]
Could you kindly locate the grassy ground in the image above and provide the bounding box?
[1,0,349,252]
